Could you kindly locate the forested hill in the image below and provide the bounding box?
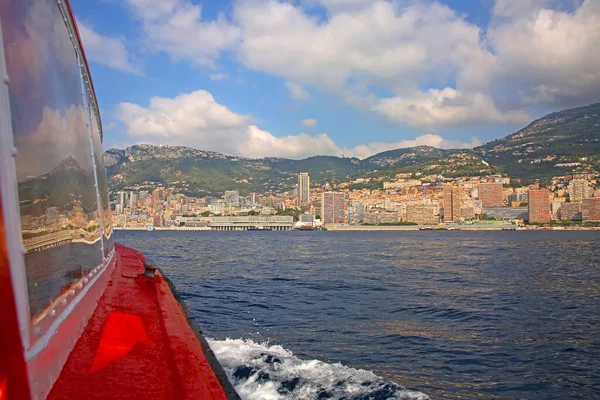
[104,103,600,196]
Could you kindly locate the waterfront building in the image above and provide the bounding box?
[297,172,310,206]
[179,215,293,230]
[460,205,475,220]
[478,183,503,207]
[482,207,528,220]
[249,192,260,205]
[551,199,565,220]
[321,192,346,224]
[299,214,315,223]
[224,190,240,207]
[364,209,398,225]
[568,179,592,201]
[443,184,461,222]
[347,201,365,225]
[559,202,582,221]
[528,189,551,223]
[405,204,439,225]
[582,198,600,222]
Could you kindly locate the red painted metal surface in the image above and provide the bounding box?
[47,244,228,400]
[0,198,31,400]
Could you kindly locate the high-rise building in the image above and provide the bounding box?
[224,190,240,207]
[568,179,592,201]
[443,184,461,222]
[298,172,310,206]
[249,192,260,205]
[152,187,165,205]
[117,191,128,209]
[559,202,582,221]
[321,192,346,224]
[582,198,600,222]
[528,189,551,223]
[405,204,439,225]
[478,183,503,207]
[129,192,138,212]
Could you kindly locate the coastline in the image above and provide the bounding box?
[114,226,600,232]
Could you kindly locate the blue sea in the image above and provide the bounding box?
[116,230,600,399]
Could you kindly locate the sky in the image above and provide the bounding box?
[70,0,600,159]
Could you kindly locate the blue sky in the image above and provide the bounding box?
[71,0,599,159]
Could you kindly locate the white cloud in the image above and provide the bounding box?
[210,72,229,80]
[302,118,318,128]
[234,1,489,91]
[126,0,239,67]
[375,88,530,128]
[488,0,600,106]
[77,21,139,74]
[285,82,310,100]
[117,0,600,130]
[492,0,547,19]
[115,89,482,159]
[304,0,374,13]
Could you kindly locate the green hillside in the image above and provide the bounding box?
[104,103,600,195]
[474,103,600,182]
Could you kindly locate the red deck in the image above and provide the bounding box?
[47,244,228,400]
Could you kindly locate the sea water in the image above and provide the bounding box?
[116,230,600,399]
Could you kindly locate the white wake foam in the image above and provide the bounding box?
[208,338,430,400]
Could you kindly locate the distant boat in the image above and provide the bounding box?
[147,226,156,231]
[248,226,272,231]
[294,225,327,231]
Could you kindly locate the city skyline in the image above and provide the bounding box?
[110,170,600,230]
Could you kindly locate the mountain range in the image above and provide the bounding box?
[104,103,600,196]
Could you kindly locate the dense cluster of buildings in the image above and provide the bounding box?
[112,170,600,228]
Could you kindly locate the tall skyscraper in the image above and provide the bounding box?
[298,172,310,206]
[117,191,128,209]
[568,179,592,201]
[321,192,346,224]
[478,183,503,207]
[129,192,138,212]
[249,192,259,205]
[152,187,164,204]
[443,184,461,222]
[528,189,551,223]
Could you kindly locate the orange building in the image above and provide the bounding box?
[478,183,503,207]
[528,189,551,223]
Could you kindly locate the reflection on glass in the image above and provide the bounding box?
[89,109,114,257]
[2,0,103,317]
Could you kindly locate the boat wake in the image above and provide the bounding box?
[208,338,430,400]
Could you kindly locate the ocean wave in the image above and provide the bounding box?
[208,338,430,400]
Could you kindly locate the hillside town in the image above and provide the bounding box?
[111,170,600,230]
